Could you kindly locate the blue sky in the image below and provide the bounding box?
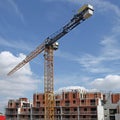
[0,0,120,112]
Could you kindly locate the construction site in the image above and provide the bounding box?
[3,2,120,120]
[5,89,120,120]
[6,4,95,120]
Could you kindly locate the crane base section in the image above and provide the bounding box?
[44,92,54,120]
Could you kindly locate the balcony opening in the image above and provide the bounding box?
[65,100,70,106]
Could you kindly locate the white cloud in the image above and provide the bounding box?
[0,51,31,76]
[56,86,87,93]
[56,34,120,74]
[0,0,25,23]
[0,36,32,51]
[91,75,120,91]
[100,36,120,60]
[76,54,111,73]
[55,74,120,93]
[0,51,39,113]
[77,40,120,73]
[77,33,120,73]
[7,0,25,23]
[54,73,91,92]
[55,86,100,94]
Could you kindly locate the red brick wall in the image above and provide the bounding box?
[111,94,120,103]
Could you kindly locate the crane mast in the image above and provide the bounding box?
[7,4,94,120]
[44,46,54,120]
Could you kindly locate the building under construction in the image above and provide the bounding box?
[5,88,120,120]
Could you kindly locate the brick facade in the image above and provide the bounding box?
[5,91,120,120]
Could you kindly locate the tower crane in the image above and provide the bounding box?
[8,4,94,120]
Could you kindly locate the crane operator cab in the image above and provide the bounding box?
[52,42,59,50]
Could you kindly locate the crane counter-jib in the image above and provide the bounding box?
[78,4,94,14]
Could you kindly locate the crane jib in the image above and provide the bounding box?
[7,4,93,76]
[45,11,86,46]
